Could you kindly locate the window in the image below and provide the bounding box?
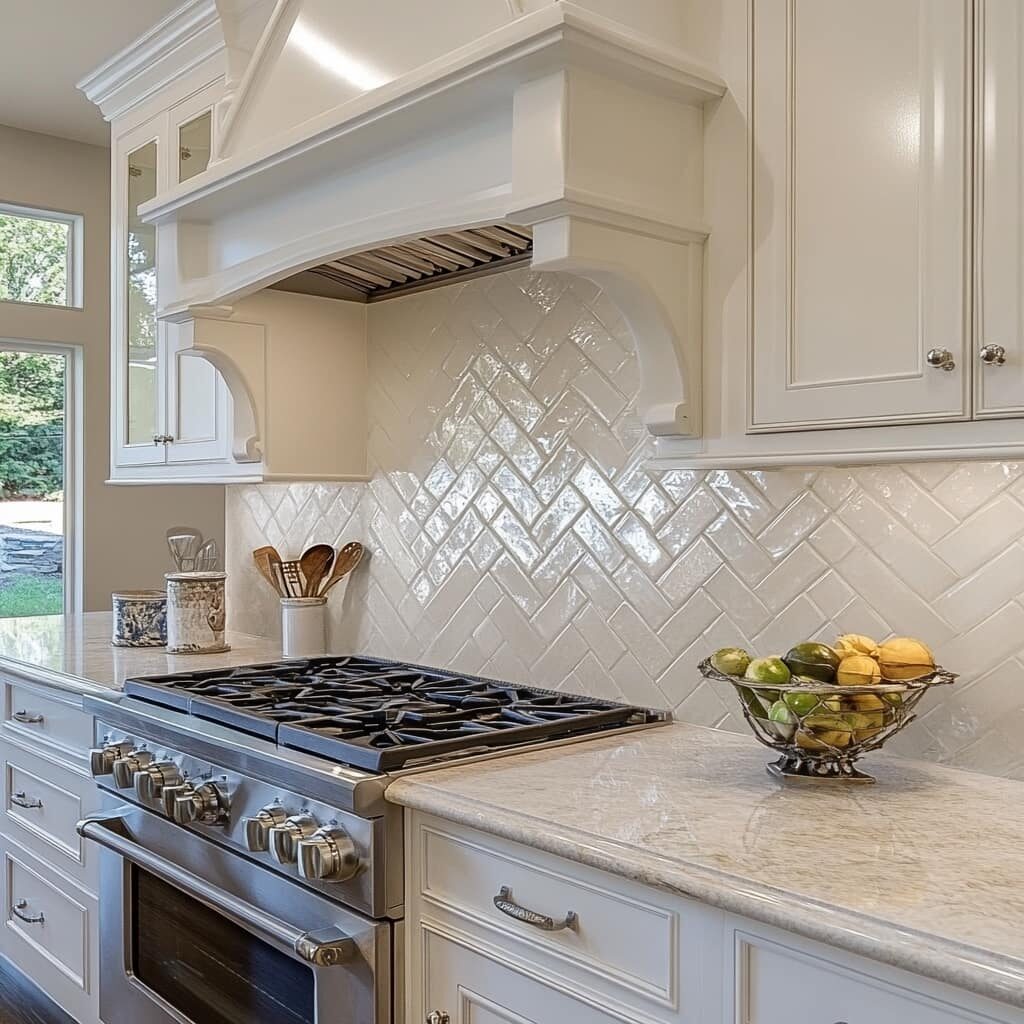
[0,202,82,307]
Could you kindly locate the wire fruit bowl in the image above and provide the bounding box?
[699,658,957,783]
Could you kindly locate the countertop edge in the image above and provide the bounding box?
[0,654,120,698]
[387,779,1024,1012]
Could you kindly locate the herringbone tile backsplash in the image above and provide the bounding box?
[227,269,1024,779]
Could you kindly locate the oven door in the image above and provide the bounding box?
[78,805,390,1024]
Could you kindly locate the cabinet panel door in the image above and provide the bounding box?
[421,926,627,1024]
[751,0,970,431]
[976,0,1024,417]
[164,322,233,465]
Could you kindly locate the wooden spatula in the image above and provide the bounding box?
[319,541,364,596]
[298,544,335,596]
[252,545,284,596]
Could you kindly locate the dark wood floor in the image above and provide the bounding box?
[0,960,76,1024]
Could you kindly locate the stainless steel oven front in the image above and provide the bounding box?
[78,803,391,1024]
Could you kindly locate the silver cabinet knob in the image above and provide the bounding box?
[111,750,153,789]
[243,805,288,852]
[297,827,360,882]
[269,814,318,864]
[135,762,183,802]
[426,1013,450,1024]
[926,348,956,371]
[172,781,228,826]
[980,343,1007,365]
[89,742,133,778]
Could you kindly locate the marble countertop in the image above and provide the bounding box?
[0,612,284,694]
[389,721,1024,1011]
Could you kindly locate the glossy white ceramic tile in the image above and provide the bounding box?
[226,269,1024,779]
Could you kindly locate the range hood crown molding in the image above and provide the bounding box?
[136,0,725,452]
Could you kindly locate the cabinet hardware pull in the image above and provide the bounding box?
[492,885,578,932]
[425,1013,450,1024]
[152,434,174,445]
[979,344,1007,365]
[11,900,43,924]
[926,348,956,371]
[11,792,42,809]
[11,710,43,725]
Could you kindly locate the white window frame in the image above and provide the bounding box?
[0,338,84,615]
[0,201,84,309]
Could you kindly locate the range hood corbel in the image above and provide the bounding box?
[146,1,724,469]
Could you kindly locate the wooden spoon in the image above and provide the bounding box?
[298,544,335,597]
[319,541,364,597]
[252,545,284,596]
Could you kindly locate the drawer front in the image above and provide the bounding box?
[421,924,628,1024]
[4,847,89,989]
[418,821,677,1010]
[2,749,99,883]
[3,679,92,764]
[740,933,993,1024]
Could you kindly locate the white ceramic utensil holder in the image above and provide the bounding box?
[165,571,230,654]
[281,597,327,658]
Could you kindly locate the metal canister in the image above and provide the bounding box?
[111,590,167,647]
[164,571,230,655]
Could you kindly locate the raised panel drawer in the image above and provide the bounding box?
[2,679,92,764]
[417,820,679,1014]
[422,923,628,1024]
[1,747,99,888]
[739,932,1002,1024]
[4,847,89,989]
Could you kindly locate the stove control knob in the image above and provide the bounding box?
[243,805,288,852]
[173,782,229,827]
[269,814,318,864]
[135,762,183,802]
[89,742,134,778]
[111,750,153,789]
[161,782,194,818]
[297,827,360,882]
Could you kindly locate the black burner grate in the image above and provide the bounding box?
[124,656,659,771]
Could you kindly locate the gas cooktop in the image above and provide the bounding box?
[123,655,665,772]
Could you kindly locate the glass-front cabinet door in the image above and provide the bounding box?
[113,117,166,468]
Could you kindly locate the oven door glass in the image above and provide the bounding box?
[131,865,315,1024]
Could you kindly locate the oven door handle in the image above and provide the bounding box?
[77,810,355,968]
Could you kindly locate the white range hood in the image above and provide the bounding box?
[142,0,724,451]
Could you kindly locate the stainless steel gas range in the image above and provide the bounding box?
[78,656,667,1024]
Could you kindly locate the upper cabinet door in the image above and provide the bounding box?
[976,0,1024,417]
[751,0,970,432]
[112,116,168,468]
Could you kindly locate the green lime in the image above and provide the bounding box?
[769,700,797,725]
[710,647,752,677]
[738,685,769,718]
[744,656,792,686]
[783,690,819,717]
[784,642,840,683]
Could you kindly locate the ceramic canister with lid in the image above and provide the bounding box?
[165,571,230,654]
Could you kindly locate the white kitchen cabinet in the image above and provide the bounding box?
[109,77,248,483]
[0,670,99,1024]
[975,0,1024,418]
[406,812,1024,1024]
[750,0,970,432]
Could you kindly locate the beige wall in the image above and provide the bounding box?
[0,124,224,610]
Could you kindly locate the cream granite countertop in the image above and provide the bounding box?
[389,721,1024,1011]
[0,612,284,694]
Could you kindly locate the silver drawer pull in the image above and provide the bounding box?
[493,886,577,932]
[11,792,42,809]
[11,900,43,924]
[12,710,43,725]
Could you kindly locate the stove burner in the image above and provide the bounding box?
[124,656,656,771]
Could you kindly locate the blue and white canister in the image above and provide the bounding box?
[111,590,167,647]
[165,571,230,655]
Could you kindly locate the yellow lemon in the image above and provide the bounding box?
[877,637,935,680]
[834,634,880,659]
[836,654,882,686]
